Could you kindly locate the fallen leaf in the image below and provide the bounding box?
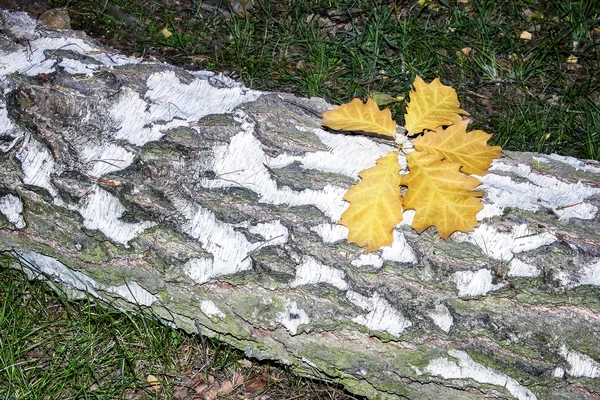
[370,90,401,106]
[146,374,160,392]
[221,380,234,395]
[161,28,172,38]
[322,98,396,137]
[203,383,220,400]
[245,374,269,392]
[460,46,472,56]
[404,76,468,135]
[412,119,501,175]
[566,55,578,64]
[233,371,245,387]
[339,151,403,253]
[520,31,532,40]
[194,383,208,394]
[403,151,483,238]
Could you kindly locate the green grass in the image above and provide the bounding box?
[52,0,600,160]
[0,252,360,399]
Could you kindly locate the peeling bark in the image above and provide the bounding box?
[2,10,600,400]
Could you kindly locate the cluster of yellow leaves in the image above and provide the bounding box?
[322,76,501,252]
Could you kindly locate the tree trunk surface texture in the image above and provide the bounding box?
[1,10,600,400]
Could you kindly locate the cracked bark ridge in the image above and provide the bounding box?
[2,9,600,400]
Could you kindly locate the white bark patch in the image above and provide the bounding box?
[202,112,348,220]
[0,11,138,77]
[508,258,540,278]
[58,58,98,75]
[425,350,537,400]
[311,223,348,243]
[381,231,417,264]
[351,253,383,269]
[0,194,26,228]
[427,304,453,332]
[302,357,318,369]
[175,198,254,284]
[248,220,289,245]
[480,161,600,220]
[16,250,99,296]
[80,142,136,177]
[454,269,504,297]
[15,135,57,196]
[108,71,261,147]
[552,367,565,378]
[200,300,226,319]
[146,71,261,122]
[466,223,556,261]
[105,281,157,306]
[554,202,598,221]
[0,10,38,39]
[0,105,24,152]
[290,256,348,290]
[560,346,600,378]
[109,88,170,146]
[579,259,600,286]
[346,290,412,336]
[270,124,396,178]
[76,186,156,246]
[546,153,600,173]
[278,301,309,335]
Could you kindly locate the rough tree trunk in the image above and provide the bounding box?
[1,9,600,400]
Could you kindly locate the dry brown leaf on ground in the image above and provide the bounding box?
[203,383,221,400]
[221,380,234,395]
[233,370,245,387]
[245,374,269,392]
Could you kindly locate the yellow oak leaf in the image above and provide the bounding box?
[403,151,483,239]
[412,119,502,175]
[339,151,403,253]
[404,76,468,135]
[322,98,396,138]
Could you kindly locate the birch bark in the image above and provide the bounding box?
[1,9,600,400]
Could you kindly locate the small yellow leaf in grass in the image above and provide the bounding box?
[339,151,403,253]
[520,31,532,40]
[404,76,468,136]
[161,28,172,38]
[322,98,396,138]
[418,0,429,6]
[594,27,600,36]
[403,151,483,239]
[412,119,502,176]
[567,55,578,64]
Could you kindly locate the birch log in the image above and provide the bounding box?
[1,9,600,400]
